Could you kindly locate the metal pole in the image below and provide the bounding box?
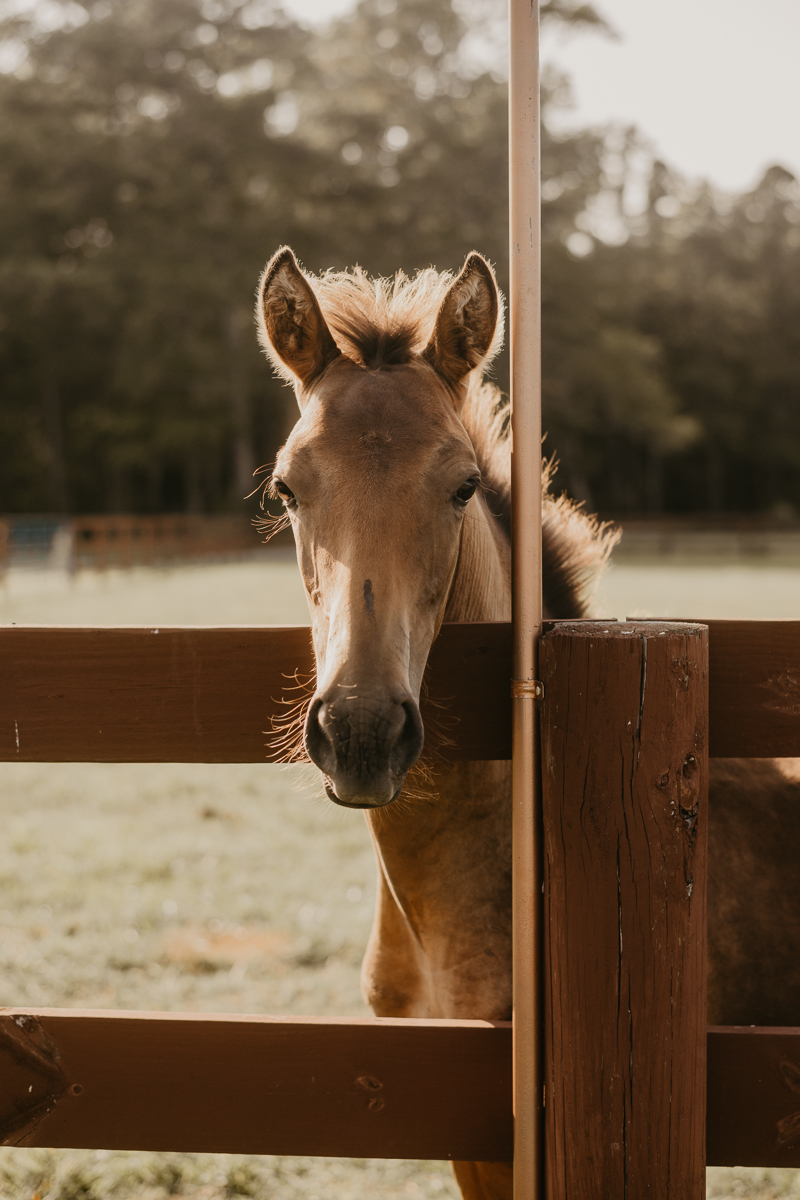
[509,1,543,1197]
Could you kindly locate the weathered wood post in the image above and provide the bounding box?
[540,621,708,1197]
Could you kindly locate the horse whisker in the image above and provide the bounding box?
[253,511,291,544]
[266,672,315,764]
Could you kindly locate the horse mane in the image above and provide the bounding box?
[308,263,618,618]
[462,381,620,617]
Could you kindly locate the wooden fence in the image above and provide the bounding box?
[69,515,269,569]
[2,618,800,1185]
[0,514,272,572]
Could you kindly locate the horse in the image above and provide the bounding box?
[255,246,800,1200]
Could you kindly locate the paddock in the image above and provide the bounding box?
[1,0,795,1191]
[2,613,800,1192]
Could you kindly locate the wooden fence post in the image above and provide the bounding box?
[540,621,708,1197]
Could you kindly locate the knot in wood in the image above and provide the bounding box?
[355,1075,383,1093]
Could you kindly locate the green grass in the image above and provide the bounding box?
[0,1148,456,1199]
[0,761,376,1017]
[0,760,460,1198]
[597,560,800,620]
[3,555,800,1196]
[707,1170,800,1199]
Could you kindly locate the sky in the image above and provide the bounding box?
[541,0,800,193]
[282,0,800,194]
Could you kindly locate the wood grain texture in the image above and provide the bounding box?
[0,1009,513,1160]
[0,623,511,763]
[3,1008,798,1166]
[700,620,800,758]
[708,1027,800,1167]
[540,622,709,1198]
[3,618,800,761]
[627,618,800,758]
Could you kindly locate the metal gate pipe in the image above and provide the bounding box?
[508,1,543,1196]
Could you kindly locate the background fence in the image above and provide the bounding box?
[0,515,286,573]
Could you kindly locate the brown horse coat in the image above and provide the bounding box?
[257,247,800,1199]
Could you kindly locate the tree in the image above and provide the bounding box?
[1,0,798,516]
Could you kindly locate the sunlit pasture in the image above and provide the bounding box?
[1,551,798,1199]
[3,548,800,628]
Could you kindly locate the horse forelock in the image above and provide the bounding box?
[310,263,504,373]
[312,265,452,369]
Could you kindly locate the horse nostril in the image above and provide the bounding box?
[392,700,424,776]
[304,695,337,775]
[305,691,423,802]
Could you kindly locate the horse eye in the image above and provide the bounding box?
[273,478,295,504]
[454,478,479,506]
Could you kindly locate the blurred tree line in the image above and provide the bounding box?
[0,0,799,515]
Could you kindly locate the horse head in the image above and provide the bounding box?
[257,246,501,809]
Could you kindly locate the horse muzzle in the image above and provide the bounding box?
[304,690,424,808]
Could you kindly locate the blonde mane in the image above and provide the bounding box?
[275,262,618,618]
[310,263,504,372]
[461,381,619,617]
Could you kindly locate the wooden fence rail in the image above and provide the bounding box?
[3,618,800,762]
[3,618,800,1172]
[0,623,511,763]
[2,1009,797,1168]
[0,1010,512,1160]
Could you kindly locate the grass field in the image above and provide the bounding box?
[1,552,799,1198]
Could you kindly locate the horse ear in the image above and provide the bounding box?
[257,246,341,394]
[423,253,500,388]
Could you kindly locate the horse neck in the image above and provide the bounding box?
[363,492,513,1018]
[443,494,511,624]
